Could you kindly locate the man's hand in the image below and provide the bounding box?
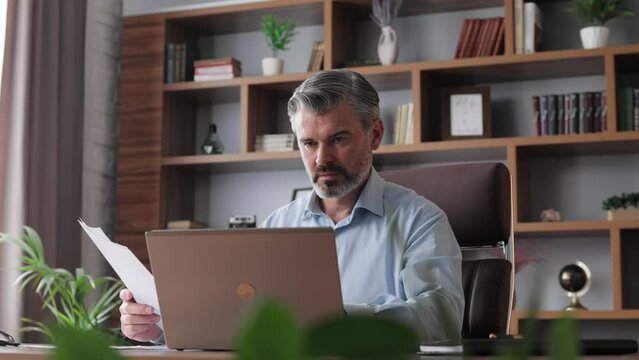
[119,289,162,342]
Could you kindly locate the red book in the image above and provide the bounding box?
[462,19,480,58]
[459,19,475,58]
[472,19,488,57]
[492,17,505,56]
[455,19,470,59]
[486,18,500,56]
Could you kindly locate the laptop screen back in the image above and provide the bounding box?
[146,227,343,350]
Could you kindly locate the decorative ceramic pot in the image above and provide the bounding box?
[377,26,398,65]
[261,57,283,76]
[580,26,609,49]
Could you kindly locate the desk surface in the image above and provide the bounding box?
[1,346,636,360]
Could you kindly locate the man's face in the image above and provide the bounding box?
[292,101,383,199]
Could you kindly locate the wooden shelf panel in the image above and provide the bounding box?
[165,0,324,36]
[161,44,639,95]
[515,132,639,157]
[512,310,639,320]
[515,220,639,233]
[160,132,639,171]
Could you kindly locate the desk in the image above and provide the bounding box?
[1,347,637,360]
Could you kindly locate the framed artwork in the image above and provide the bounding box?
[441,86,491,140]
[291,187,313,201]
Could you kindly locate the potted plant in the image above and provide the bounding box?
[602,192,639,220]
[371,0,404,65]
[568,0,634,49]
[260,15,296,76]
[0,227,124,340]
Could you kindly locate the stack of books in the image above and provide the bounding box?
[307,41,325,72]
[166,220,206,229]
[454,17,505,58]
[532,91,607,136]
[617,87,639,131]
[165,43,195,83]
[254,133,297,152]
[393,103,414,145]
[193,57,241,82]
[514,1,542,54]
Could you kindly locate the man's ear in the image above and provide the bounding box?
[371,118,384,150]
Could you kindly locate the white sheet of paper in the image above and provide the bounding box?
[78,219,163,331]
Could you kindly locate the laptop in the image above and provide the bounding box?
[145,227,343,350]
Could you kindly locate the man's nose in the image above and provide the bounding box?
[315,143,335,165]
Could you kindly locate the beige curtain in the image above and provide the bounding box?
[0,0,88,342]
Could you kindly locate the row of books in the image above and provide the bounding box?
[514,0,542,54]
[254,133,297,152]
[454,17,505,58]
[193,57,242,82]
[532,91,607,136]
[393,103,414,145]
[166,43,195,83]
[617,87,639,131]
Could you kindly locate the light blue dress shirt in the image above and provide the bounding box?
[261,168,464,341]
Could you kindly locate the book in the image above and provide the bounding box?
[514,0,524,54]
[584,92,594,133]
[532,96,540,136]
[475,18,489,57]
[194,57,240,67]
[524,2,542,54]
[404,102,414,144]
[578,92,587,133]
[166,43,175,83]
[593,91,601,132]
[548,94,557,135]
[461,19,479,58]
[569,93,579,133]
[193,73,236,82]
[564,94,571,134]
[167,220,206,229]
[557,94,564,134]
[634,88,639,131]
[307,41,319,71]
[492,17,505,55]
[455,19,470,59]
[601,90,608,132]
[194,64,241,75]
[540,95,548,135]
[310,41,325,72]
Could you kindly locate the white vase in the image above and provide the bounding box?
[580,26,610,49]
[377,26,398,65]
[261,57,283,76]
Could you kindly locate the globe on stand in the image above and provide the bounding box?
[558,260,591,311]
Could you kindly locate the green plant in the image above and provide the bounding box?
[260,15,296,57]
[0,226,124,339]
[236,299,420,360]
[50,326,125,360]
[602,191,639,210]
[568,0,633,26]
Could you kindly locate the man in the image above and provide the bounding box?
[119,69,464,342]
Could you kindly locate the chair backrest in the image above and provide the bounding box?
[380,162,513,338]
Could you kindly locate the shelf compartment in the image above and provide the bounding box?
[165,0,324,36]
[621,230,639,309]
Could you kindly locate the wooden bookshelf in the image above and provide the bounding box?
[117,0,639,334]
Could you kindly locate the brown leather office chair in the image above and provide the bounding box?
[380,162,514,339]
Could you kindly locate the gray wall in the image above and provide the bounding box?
[124,0,639,319]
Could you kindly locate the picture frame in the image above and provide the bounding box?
[441,86,491,140]
[291,187,313,201]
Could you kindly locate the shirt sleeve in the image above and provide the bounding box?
[344,211,464,342]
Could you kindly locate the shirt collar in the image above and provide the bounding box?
[302,167,384,219]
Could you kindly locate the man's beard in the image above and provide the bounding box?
[310,152,371,199]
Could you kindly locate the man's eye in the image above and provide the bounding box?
[331,137,343,144]
[303,141,317,148]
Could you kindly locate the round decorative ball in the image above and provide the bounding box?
[559,264,588,293]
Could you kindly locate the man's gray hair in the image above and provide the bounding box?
[287,69,380,130]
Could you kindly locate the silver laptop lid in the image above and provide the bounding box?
[145,227,343,350]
